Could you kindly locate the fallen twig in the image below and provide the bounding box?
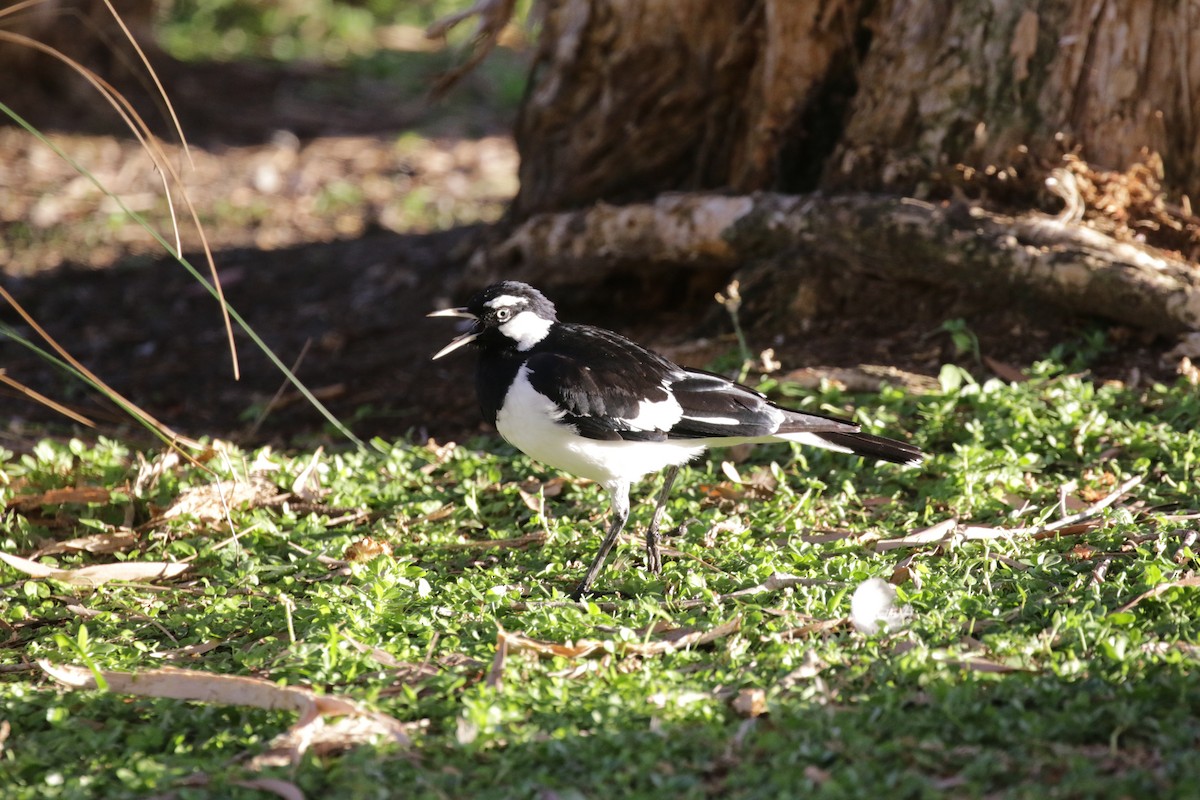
[1115,574,1200,614]
[879,475,1145,552]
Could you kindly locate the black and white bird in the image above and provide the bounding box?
[430,281,923,597]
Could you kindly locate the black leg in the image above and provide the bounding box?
[644,465,680,575]
[572,483,630,599]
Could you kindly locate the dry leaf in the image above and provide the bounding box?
[40,661,411,765]
[776,617,846,641]
[933,654,1027,674]
[0,551,188,587]
[499,616,740,660]
[703,518,747,548]
[731,688,767,718]
[709,573,830,605]
[338,633,410,669]
[7,486,111,511]
[161,476,279,523]
[805,765,833,784]
[983,355,1028,383]
[876,519,958,551]
[133,450,182,497]
[516,477,568,512]
[251,714,409,770]
[486,631,508,690]
[516,485,543,513]
[890,552,922,589]
[776,651,829,688]
[32,530,139,557]
[699,481,746,502]
[290,447,326,501]
[234,778,305,800]
[1069,543,1098,560]
[344,537,393,562]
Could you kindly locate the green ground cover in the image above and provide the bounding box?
[4,357,1199,798]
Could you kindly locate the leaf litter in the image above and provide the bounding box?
[39,661,414,765]
[0,550,188,587]
[493,616,742,663]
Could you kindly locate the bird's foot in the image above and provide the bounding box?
[644,528,662,575]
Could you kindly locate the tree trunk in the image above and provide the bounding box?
[513,0,866,218]
[514,0,1200,214]
[496,0,1200,333]
[827,1,1200,196]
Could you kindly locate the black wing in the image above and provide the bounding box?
[523,324,681,441]
[525,324,857,442]
[665,369,857,439]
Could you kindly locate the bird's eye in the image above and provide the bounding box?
[496,308,512,322]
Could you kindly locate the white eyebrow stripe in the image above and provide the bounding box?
[485,295,524,309]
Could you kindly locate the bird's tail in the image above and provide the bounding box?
[816,431,925,466]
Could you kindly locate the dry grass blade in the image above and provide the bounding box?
[718,572,830,599]
[0,24,239,377]
[876,519,958,551]
[777,617,847,641]
[0,285,204,452]
[442,532,547,551]
[486,629,508,690]
[0,369,94,426]
[426,0,518,97]
[881,475,1146,552]
[1035,474,1144,533]
[499,616,741,660]
[1115,574,1200,613]
[96,0,193,168]
[0,551,188,587]
[931,654,1030,674]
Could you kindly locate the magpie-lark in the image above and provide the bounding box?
[430,280,924,597]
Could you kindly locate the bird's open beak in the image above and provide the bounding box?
[427,307,479,359]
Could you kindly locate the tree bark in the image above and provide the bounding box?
[828,0,1200,195]
[514,0,1200,218]
[473,192,1200,333]
[497,0,1200,334]
[0,0,157,128]
[513,0,865,218]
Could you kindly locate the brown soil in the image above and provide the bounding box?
[0,54,1183,452]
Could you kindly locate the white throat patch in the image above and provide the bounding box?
[499,310,553,350]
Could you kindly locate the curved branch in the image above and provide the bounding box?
[473,192,1200,333]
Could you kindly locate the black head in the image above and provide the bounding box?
[428,281,559,359]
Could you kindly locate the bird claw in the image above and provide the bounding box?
[645,528,662,574]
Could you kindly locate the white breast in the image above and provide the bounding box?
[495,366,704,490]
